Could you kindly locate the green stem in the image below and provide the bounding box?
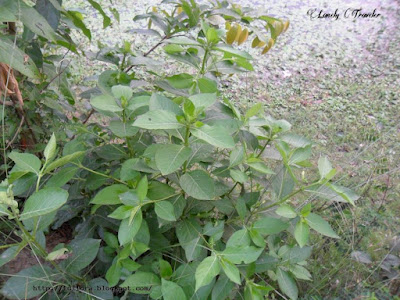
[35,174,42,192]
[120,53,127,71]
[75,164,127,185]
[256,181,320,213]
[200,49,209,74]
[0,243,19,250]
[182,126,190,172]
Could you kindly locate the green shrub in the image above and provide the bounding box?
[0,1,357,299]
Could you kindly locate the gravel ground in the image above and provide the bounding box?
[64,0,400,92]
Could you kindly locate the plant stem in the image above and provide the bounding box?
[200,49,209,74]
[120,53,127,71]
[0,243,19,249]
[75,164,127,185]
[182,125,190,172]
[256,181,320,214]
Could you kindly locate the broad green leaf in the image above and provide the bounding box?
[104,232,119,248]
[327,183,358,206]
[244,282,264,300]
[195,255,221,291]
[280,246,312,264]
[133,110,183,130]
[207,119,242,135]
[305,184,359,205]
[155,145,192,175]
[108,205,133,220]
[0,246,19,268]
[254,254,279,273]
[65,10,91,40]
[35,0,61,30]
[120,160,141,182]
[226,229,251,247]
[90,184,129,205]
[0,38,40,78]
[19,188,68,220]
[89,278,114,300]
[248,162,275,175]
[161,279,187,300]
[184,99,195,118]
[198,77,218,93]
[0,265,55,299]
[230,169,248,184]
[106,262,122,287]
[159,259,172,278]
[276,205,297,219]
[252,217,288,235]
[229,146,245,167]
[91,94,123,112]
[130,28,161,37]
[189,93,217,109]
[120,272,161,293]
[8,152,41,175]
[45,151,85,173]
[62,239,100,273]
[221,246,263,264]
[318,156,332,179]
[289,145,312,165]
[164,44,184,54]
[44,133,57,163]
[213,45,253,60]
[220,258,241,284]
[206,27,219,43]
[203,221,224,240]
[271,164,295,200]
[149,93,182,115]
[212,276,234,300]
[109,120,139,137]
[180,170,215,200]
[167,73,194,89]
[128,95,150,112]
[277,269,298,300]
[167,36,201,46]
[118,209,142,245]
[249,228,266,248]
[137,176,148,201]
[155,201,176,221]
[280,133,312,148]
[245,103,263,119]
[120,259,141,272]
[0,7,16,22]
[294,221,309,248]
[88,0,111,28]
[191,125,235,149]
[305,213,339,238]
[181,0,199,27]
[148,181,176,200]
[176,218,204,261]
[171,195,186,220]
[235,197,248,220]
[290,265,312,281]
